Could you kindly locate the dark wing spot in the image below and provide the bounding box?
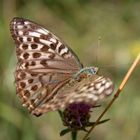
[15,31,19,35]
[31,85,38,91]
[40,33,52,40]
[30,99,35,105]
[30,73,38,77]
[41,45,49,52]
[50,43,56,50]
[16,18,25,25]
[40,60,47,67]
[48,53,55,59]
[31,61,36,66]
[33,52,41,58]
[19,37,23,42]
[40,34,48,40]
[25,62,29,68]
[62,52,69,58]
[34,37,40,43]
[20,82,26,88]
[34,113,42,117]
[31,44,38,49]
[23,52,29,59]
[28,79,34,83]
[20,72,26,79]
[22,44,28,50]
[58,44,65,53]
[27,37,32,41]
[40,34,46,39]
[24,90,30,97]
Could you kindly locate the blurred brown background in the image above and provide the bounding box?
[0,0,140,140]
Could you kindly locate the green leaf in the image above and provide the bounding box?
[60,128,71,136]
[58,110,64,120]
[87,118,110,127]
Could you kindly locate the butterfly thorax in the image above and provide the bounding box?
[73,67,99,82]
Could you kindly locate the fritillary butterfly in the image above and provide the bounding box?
[10,17,114,116]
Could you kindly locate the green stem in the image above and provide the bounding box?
[71,131,77,140]
[58,110,63,121]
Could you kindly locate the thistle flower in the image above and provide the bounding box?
[62,103,91,130]
[59,102,109,138]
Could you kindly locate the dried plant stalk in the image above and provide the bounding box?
[82,53,140,140]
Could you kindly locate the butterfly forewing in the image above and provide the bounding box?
[10,17,82,114]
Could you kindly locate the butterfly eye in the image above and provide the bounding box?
[91,67,99,74]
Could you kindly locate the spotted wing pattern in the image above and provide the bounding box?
[32,75,114,116]
[10,17,114,117]
[10,17,82,115]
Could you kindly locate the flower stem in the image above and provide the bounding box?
[82,53,140,140]
[71,131,77,140]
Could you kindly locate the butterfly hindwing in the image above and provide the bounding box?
[32,75,114,116]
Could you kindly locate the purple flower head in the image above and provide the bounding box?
[62,102,92,130]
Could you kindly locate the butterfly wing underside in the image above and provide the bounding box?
[10,17,82,115]
[32,75,114,116]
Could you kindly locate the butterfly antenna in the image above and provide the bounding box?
[99,62,133,71]
[95,37,101,67]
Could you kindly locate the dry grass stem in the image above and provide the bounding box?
[82,53,140,140]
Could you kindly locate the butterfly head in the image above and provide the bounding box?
[84,66,99,75]
[73,66,99,80]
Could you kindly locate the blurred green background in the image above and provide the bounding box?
[0,0,140,140]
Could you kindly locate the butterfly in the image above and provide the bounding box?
[10,17,114,116]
